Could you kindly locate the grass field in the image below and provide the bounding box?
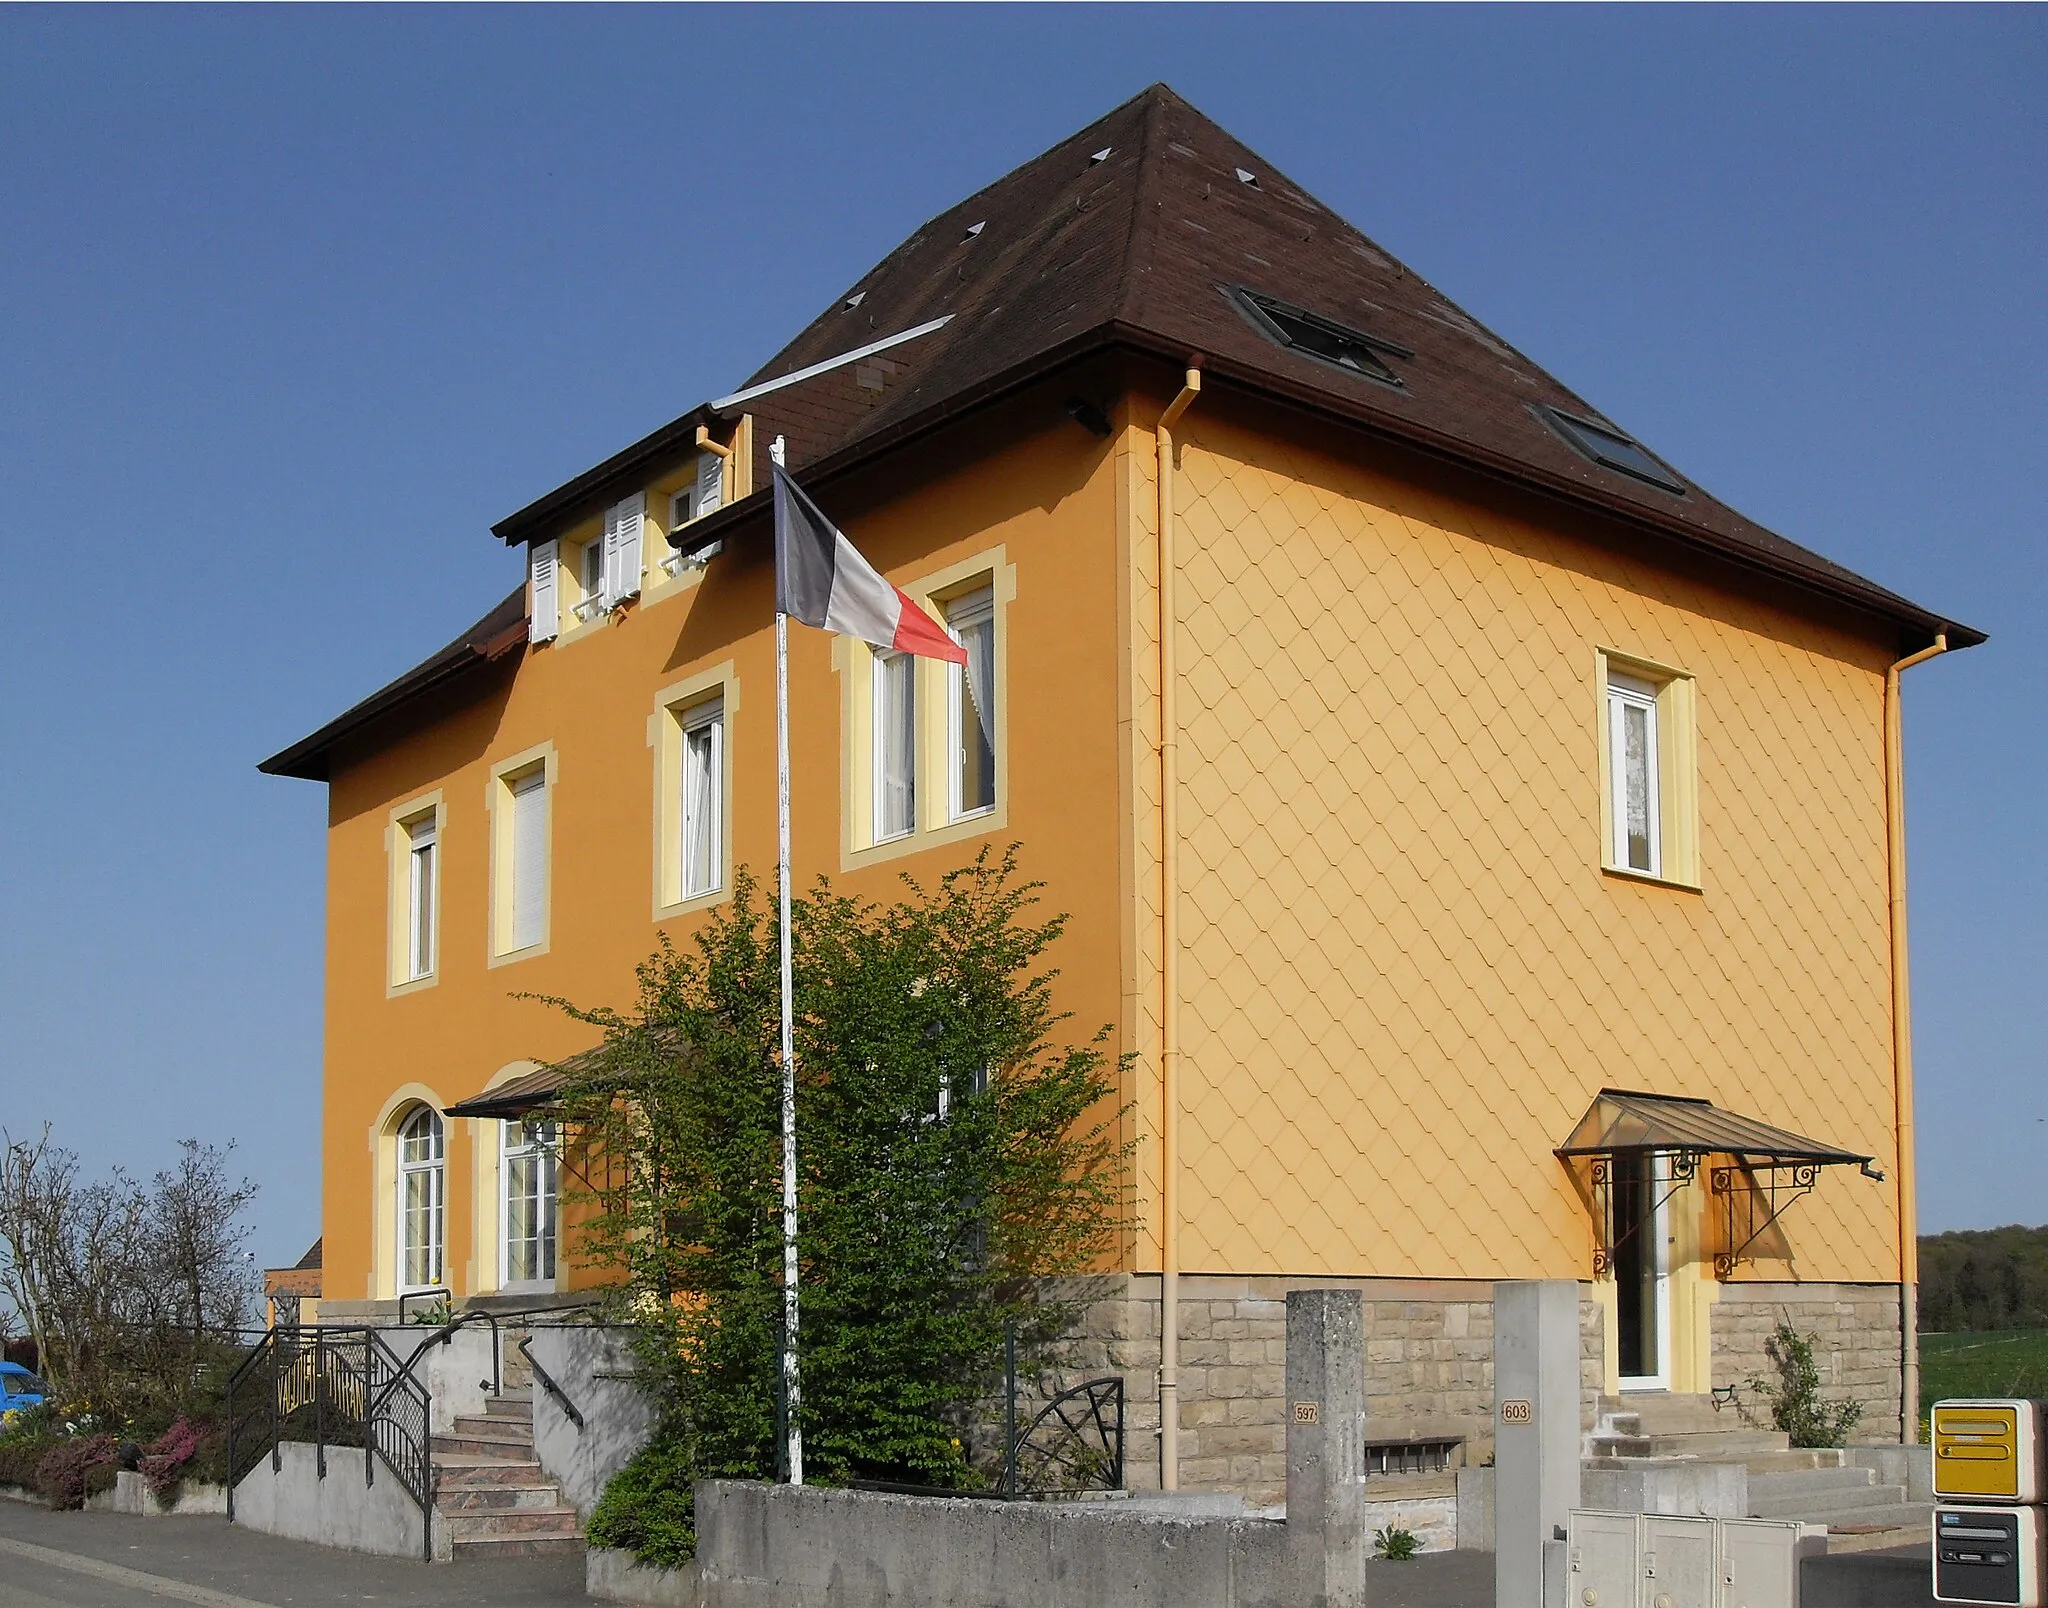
[1921,1330,2048,1414]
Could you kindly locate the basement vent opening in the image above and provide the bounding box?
[1233,286,1412,389]
[1537,406,1686,494]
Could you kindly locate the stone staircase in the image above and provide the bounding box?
[431,1372,583,1560]
[1587,1393,1929,1555]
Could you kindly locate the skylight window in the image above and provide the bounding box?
[1089,147,1112,165]
[1233,287,1410,388]
[1538,407,1685,494]
[1234,167,1260,188]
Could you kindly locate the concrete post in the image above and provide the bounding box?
[1286,1289,1366,1608]
[1493,1280,1581,1608]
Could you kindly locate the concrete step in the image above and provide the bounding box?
[436,1483,566,1514]
[1600,1394,1742,1436]
[1793,1503,1932,1553]
[1588,1429,1791,1460]
[450,1414,533,1440]
[442,1504,581,1538]
[434,1457,546,1487]
[1749,1466,1879,1500]
[1740,1447,1848,1473]
[483,1393,533,1419]
[448,1532,584,1560]
[1744,1466,1875,1507]
[433,1432,539,1462]
[1752,1482,1906,1521]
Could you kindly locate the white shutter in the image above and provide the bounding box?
[528,540,559,643]
[604,492,645,605]
[694,451,724,519]
[509,771,548,951]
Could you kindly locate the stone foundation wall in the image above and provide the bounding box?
[1710,1282,1904,1439]
[1034,1276,1606,1504]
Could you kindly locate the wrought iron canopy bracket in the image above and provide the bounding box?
[1581,1150,1701,1278]
[1711,1160,1820,1280]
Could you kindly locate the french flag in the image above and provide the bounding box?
[773,465,967,665]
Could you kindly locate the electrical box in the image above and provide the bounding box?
[1935,1505,2048,1606]
[1568,1509,1640,1608]
[1720,1518,1828,1608]
[1567,1510,1825,1608]
[1934,1401,2048,1504]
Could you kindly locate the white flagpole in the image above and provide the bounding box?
[771,435,803,1486]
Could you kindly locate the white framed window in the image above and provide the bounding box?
[872,648,916,843]
[946,587,996,821]
[681,697,724,900]
[507,767,548,953]
[405,814,437,981]
[500,1118,558,1291]
[1606,670,1662,877]
[576,538,607,623]
[397,1106,445,1294]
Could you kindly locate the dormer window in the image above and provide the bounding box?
[661,448,730,577]
[1537,405,1686,494]
[1233,286,1411,388]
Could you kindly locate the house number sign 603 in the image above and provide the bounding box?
[1499,1399,1533,1424]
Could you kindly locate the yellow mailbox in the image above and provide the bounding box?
[1934,1400,2048,1505]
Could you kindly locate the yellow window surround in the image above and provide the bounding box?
[648,660,740,921]
[485,740,557,966]
[835,545,1017,872]
[1595,646,1701,892]
[384,790,445,996]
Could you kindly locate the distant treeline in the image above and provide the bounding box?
[1921,1224,2048,1333]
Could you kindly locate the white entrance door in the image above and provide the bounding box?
[1613,1150,1672,1391]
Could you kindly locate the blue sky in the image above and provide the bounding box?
[0,6,2040,1269]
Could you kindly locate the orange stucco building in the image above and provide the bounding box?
[263,87,1978,1490]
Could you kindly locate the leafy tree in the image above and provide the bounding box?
[550,849,1128,1561]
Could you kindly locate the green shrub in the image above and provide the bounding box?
[1742,1321,1865,1449]
[1373,1523,1422,1561]
[587,1432,700,1569]
[551,849,1130,1562]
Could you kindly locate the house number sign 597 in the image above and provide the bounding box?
[1499,1399,1533,1424]
[1292,1401,1319,1424]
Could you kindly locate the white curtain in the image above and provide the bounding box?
[877,651,915,838]
[683,712,721,896]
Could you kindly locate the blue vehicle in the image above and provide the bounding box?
[0,1361,47,1418]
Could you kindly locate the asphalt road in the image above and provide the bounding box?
[0,1499,588,1607]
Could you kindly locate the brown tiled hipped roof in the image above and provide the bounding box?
[274,86,1978,781]
[498,83,1977,653]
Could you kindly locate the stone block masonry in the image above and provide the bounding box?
[1028,1275,1607,1505]
[1711,1283,1904,1434]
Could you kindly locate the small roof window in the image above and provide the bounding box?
[1539,406,1685,494]
[1233,287,1411,389]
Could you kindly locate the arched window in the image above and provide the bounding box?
[397,1106,445,1293]
[501,1119,557,1290]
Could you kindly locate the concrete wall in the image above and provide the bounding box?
[374,1324,494,1435]
[232,1443,447,1562]
[696,1482,1296,1608]
[588,1548,698,1607]
[87,1470,228,1516]
[1711,1283,1904,1435]
[526,1324,660,1519]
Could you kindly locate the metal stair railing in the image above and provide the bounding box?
[225,1326,438,1561]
